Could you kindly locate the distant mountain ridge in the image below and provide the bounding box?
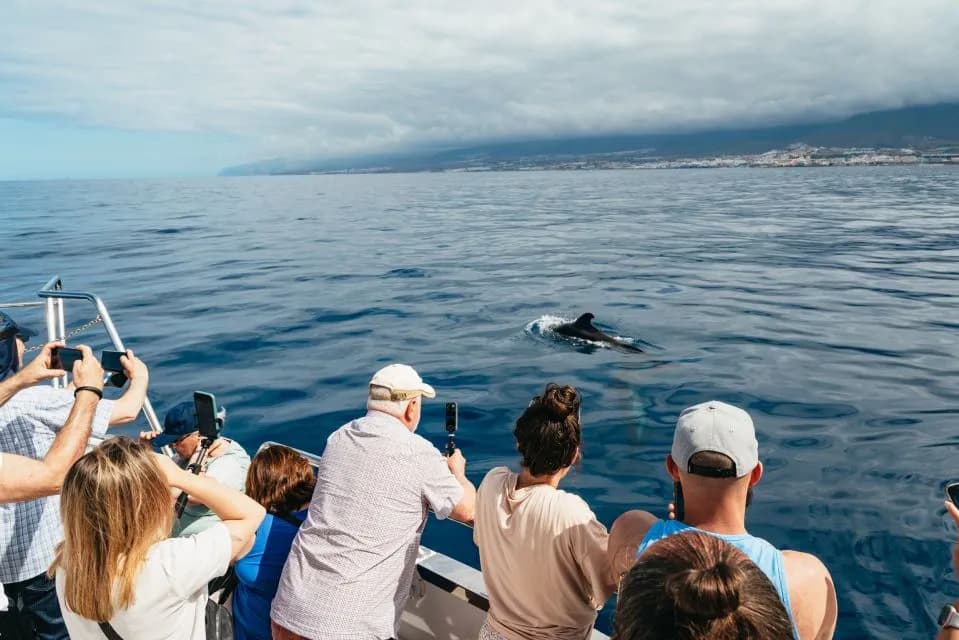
[220,103,959,176]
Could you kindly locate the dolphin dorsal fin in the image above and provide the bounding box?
[574,313,595,329]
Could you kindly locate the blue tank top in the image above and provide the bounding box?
[637,519,798,638]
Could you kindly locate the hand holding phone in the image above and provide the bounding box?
[101,350,128,387]
[445,402,458,457]
[50,347,84,372]
[946,482,959,509]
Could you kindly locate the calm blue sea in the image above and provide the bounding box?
[2,167,958,638]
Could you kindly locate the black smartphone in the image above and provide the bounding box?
[946,482,959,509]
[101,350,129,387]
[673,481,685,522]
[50,347,83,372]
[445,402,458,434]
[193,391,220,440]
[101,350,126,372]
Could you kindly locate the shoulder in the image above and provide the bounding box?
[782,549,833,589]
[5,385,71,410]
[781,550,837,640]
[553,488,602,524]
[479,466,510,487]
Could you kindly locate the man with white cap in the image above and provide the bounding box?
[271,364,476,640]
[607,401,837,640]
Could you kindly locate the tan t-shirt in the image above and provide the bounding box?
[473,466,614,640]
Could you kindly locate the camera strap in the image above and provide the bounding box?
[98,621,124,640]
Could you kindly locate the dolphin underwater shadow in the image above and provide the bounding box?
[551,313,645,353]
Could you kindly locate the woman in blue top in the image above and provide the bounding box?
[232,445,315,640]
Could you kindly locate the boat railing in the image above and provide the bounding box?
[0,276,163,433]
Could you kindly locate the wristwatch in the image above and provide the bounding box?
[939,604,959,630]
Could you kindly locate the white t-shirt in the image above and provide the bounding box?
[56,523,232,640]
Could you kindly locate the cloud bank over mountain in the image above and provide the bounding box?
[3,1,958,163]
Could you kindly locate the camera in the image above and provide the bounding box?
[445,402,458,456]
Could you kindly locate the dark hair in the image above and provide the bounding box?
[513,383,581,477]
[245,445,316,516]
[613,531,792,640]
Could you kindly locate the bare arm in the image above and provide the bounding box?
[0,345,103,502]
[108,350,149,426]
[0,342,66,406]
[156,454,266,561]
[608,509,658,586]
[445,449,476,524]
[936,503,959,640]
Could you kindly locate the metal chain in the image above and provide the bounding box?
[23,315,104,353]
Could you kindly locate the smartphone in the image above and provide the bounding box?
[946,482,959,509]
[50,347,83,372]
[673,481,685,522]
[193,391,220,439]
[101,350,126,372]
[100,350,128,387]
[445,402,458,434]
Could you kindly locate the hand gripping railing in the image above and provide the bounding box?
[36,276,162,433]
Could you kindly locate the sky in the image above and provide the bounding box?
[1,1,958,180]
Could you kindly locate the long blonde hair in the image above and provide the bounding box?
[49,437,174,621]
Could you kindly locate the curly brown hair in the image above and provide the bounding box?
[513,383,582,476]
[245,445,316,515]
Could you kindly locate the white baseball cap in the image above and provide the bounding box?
[369,364,436,401]
[671,400,758,478]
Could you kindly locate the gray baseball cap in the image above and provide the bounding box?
[671,400,759,478]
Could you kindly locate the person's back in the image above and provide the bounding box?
[608,401,837,640]
[232,445,314,640]
[51,437,264,640]
[475,468,611,640]
[271,364,475,640]
[473,384,614,640]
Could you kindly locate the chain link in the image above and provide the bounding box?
[23,315,104,353]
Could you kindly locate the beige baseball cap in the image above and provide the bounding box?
[369,364,436,401]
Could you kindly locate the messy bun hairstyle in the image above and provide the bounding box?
[514,383,581,476]
[613,531,792,640]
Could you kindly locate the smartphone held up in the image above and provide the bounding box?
[946,482,959,510]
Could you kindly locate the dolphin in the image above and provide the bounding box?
[552,313,644,352]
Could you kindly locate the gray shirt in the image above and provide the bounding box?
[172,438,250,538]
[271,411,464,640]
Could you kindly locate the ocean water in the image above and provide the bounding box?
[2,167,958,638]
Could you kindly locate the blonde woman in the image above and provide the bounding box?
[49,437,265,640]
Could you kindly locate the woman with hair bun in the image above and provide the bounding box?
[612,530,794,640]
[473,383,615,640]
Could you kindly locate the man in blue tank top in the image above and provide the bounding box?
[608,401,837,640]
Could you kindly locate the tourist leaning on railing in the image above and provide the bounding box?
[49,437,265,640]
[0,310,149,640]
[232,445,315,640]
[611,530,794,639]
[473,383,616,640]
[608,401,837,640]
[271,364,476,640]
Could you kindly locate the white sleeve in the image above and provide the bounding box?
[159,522,233,599]
[420,448,464,520]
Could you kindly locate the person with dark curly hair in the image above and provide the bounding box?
[612,530,793,640]
[473,383,615,640]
